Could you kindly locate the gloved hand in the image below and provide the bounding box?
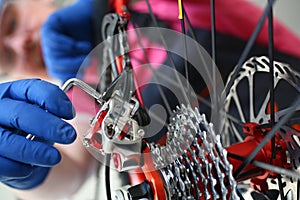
[0,79,76,190]
[41,0,94,83]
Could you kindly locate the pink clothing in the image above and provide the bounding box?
[77,0,300,115]
[132,0,300,57]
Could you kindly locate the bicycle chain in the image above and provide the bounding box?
[149,105,239,200]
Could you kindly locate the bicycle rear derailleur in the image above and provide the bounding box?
[62,58,299,199]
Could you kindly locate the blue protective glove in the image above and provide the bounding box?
[41,0,94,83]
[0,79,76,189]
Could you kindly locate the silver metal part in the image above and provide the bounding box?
[84,90,143,171]
[224,56,300,169]
[150,105,239,200]
[279,126,300,170]
[61,78,103,104]
[224,56,300,143]
[114,185,131,200]
[224,56,300,199]
[61,75,141,171]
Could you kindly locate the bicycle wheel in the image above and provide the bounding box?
[64,0,300,199]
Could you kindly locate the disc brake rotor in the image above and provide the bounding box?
[224,56,300,141]
[223,56,300,198]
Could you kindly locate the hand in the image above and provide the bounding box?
[0,79,76,189]
[41,0,94,83]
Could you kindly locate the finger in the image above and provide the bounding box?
[0,99,76,144]
[0,79,75,120]
[0,128,61,166]
[0,156,32,180]
[41,4,93,55]
[41,26,92,56]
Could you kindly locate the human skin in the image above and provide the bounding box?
[0,1,98,199]
[0,0,141,81]
[0,0,56,79]
[0,0,141,198]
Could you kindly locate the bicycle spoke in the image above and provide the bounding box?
[69,1,300,199]
[225,0,276,95]
[268,0,275,124]
[131,23,173,116]
[144,0,191,106]
[234,95,300,178]
[178,0,191,101]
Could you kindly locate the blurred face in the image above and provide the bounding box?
[0,0,56,78]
